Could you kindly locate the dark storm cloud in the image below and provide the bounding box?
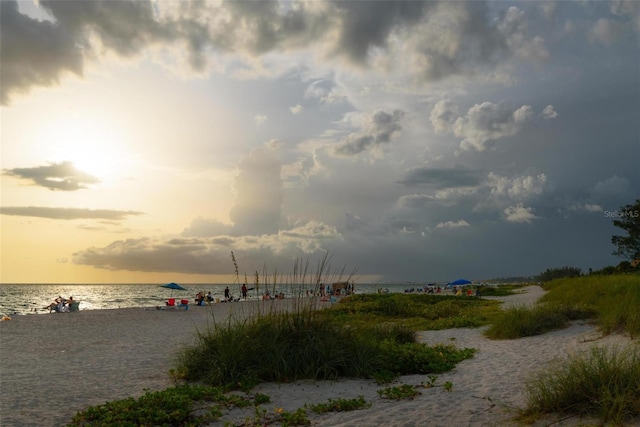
[330,0,430,64]
[0,206,142,220]
[1,0,556,105]
[3,161,100,191]
[0,1,83,105]
[400,167,482,188]
[0,0,186,104]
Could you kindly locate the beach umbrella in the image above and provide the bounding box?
[161,282,186,297]
[448,279,472,286]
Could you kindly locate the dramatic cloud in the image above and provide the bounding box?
[2,1,638,283]
[1,0,559,105]
[0,206,142,220]
[3,161,100,191]
[73,220,342,274]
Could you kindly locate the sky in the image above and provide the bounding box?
[1,0,639,285]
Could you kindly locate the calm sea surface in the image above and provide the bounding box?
[0,283,418,316]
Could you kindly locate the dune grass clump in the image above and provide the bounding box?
[484,302,595,340]
[522,345,640,425]
[540,274,640,338]
[174,304,476,388]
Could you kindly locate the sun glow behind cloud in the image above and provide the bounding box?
[42,116,131,183]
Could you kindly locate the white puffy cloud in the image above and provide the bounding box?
[541,105,558,119]
[488,172,547,200]
[430,99,459,133]
[453,101,535,151]
[498,7,549,63]
[504,204,538,223]
[431,99,556,151]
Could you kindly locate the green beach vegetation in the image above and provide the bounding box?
[522,345,640,426]
[485,274,640,340]
[172,294,493,388]
[69,287,500,425]
[483,273,640,425]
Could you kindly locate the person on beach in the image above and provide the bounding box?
[46,296,67,313]
[195,292,204,305]
[206,291,213,303]
[241,283,248,299]
[224,286,230,301]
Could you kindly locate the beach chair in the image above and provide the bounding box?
[166,298,176,306]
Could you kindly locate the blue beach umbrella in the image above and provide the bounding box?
[161,282,186,297]
[448,279,472,286]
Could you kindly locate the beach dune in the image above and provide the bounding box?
[1,288,637,426]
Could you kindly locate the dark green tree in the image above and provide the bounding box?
[536,266,582,282]
[611,198,640,260]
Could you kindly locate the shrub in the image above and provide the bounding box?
[540,274,640,338]
[523,345,640,425]
[175,303,477,388]
[484,304,570,339]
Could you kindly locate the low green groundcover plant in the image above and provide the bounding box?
[306,396,371,413]
[377,384,421,400]
[68,384,240,426]
[522,345,640,425]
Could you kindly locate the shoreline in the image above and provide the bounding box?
[1,288,638,426]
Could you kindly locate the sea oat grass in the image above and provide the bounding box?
[175,299,478,388]
[523,345,640,425]
[483,303,571,339]
[540,274,640,338]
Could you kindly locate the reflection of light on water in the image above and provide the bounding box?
[0,283,414,316]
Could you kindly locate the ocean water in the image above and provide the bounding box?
[0,283,416,316]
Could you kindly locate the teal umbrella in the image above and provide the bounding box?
[161,282,186,297]
[448,279,472,286]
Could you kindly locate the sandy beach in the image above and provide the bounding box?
[1,287,638,426]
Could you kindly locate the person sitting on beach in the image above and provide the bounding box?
[206,291,213,303]
[46,296,66,313]
[195,292,204,306]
